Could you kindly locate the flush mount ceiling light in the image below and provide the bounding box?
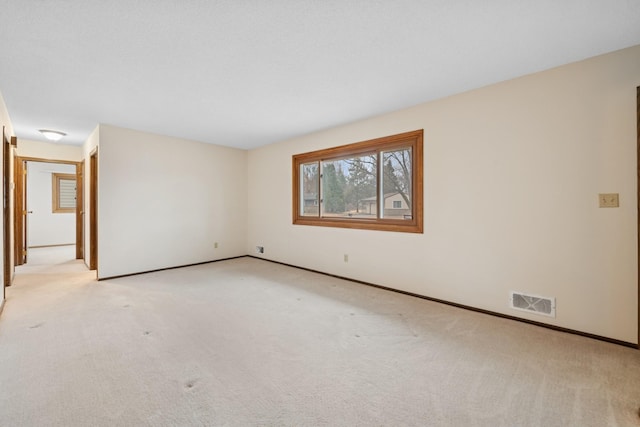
[39,129,66,141]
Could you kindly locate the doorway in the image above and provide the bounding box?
[14,157,83,268]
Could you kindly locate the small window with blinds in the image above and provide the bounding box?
[52,173,76,213]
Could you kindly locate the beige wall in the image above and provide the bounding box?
[96,124,248,278]
[247,45,640,344]
[17,139,83,162]
[0,92,13,140]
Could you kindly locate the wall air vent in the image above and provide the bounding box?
[510,291,556,318]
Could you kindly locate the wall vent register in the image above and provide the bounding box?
[510,291,556,317]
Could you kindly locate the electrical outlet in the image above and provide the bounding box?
[214,242,218,248]
[344,254,348,263]
[256,246,264,254]
[599,193,619,208]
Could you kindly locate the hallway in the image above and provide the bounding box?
[15,245,88,273]
[4,245,96,328]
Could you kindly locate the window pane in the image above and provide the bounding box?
[59,178,76,209]
[301,162,319,216]
[52,173,76,213]
[292,129,423,233]
[322,154,376,218]
[381,147,412,219]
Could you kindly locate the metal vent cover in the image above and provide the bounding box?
[510,291,556,318]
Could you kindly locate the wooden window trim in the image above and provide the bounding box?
[52,173,76,213]
[292,129,423,233]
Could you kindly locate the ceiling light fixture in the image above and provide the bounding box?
[39,129,67,141]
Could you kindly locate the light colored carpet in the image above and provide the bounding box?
[1,248,639,426]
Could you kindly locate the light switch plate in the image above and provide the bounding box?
[599,193,619,208]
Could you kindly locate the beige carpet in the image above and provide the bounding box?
[1,248,639,426]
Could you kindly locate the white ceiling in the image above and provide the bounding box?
[1,0,640,149]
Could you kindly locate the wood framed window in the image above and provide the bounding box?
[293,129,423,233]
[52,173,76,213]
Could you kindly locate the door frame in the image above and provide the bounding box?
[76,161,84,260]
[2,128,12,287]
[89,150,97,271]
[14,156,83,266]
[13,155,25,266]
[637,86,639,348]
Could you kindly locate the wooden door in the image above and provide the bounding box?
[14,158,26,266]
[89,151,97,271]
[76,161,84,260]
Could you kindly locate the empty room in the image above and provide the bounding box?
[1,1,640,426]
